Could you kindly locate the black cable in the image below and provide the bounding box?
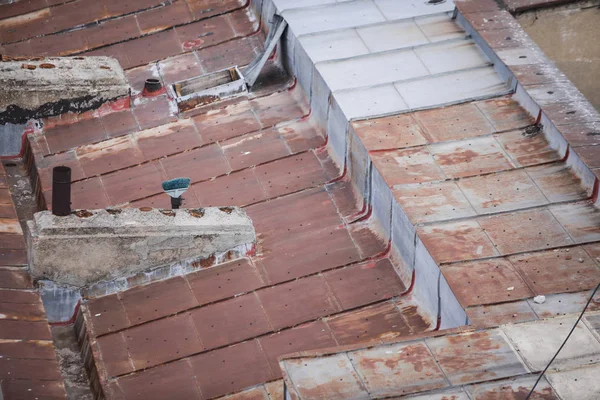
[525,282,600,399]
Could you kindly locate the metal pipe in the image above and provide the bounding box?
[52,166,71,216]
[144,78,162,93]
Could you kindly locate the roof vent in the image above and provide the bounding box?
[170,67,246,113]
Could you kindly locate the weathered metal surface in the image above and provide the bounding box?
[349,341,449,397]
[478,208,574,255]
[526,163,591,203]
[550,202,600,244]
[467,375,559,399]
[191,294,271,349]
[502,316,600,371]
[418,220,499,264]
[371,147,445,186]
[326,301,412,346]
[414,102,494,143]
[323,259,406,310]
[441,259,534,307]
[352,114,427,151]
[457,169,548,214]
[528,291,600,319]
[466,301,538,328]
[426,329,528,385]
[283,354,369,400]
[429,137,514,179]
[259,320,337,376]
[508,247,600,295]
[494,129,560,167]
[186,258,265,306]
[393,181,476,224]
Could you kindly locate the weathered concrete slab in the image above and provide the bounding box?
[0,56,129,124]
[27,207,255,287]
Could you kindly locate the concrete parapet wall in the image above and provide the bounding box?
[27,207,256,287]
[0,56,130,125]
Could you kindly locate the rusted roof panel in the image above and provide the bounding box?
[284,353,369,400]
[429,137,515,179]
[349,341,449,397]
[466,300,538,328]
[478,208,573,255]
[457,169,548,214]
[441,259,534,307]
[425,329,528,385]
[508,247,600,295]
[467,375,560,399]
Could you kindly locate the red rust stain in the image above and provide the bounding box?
[178,95,220,112]
[435,150,480,166]
[22,63,36,70]
[159,209,176,217]
[219,206,234,214]
[188,208,205,218]
[139,207,153,212]
[437,331,504,381]
[358,344,435,375]
[182,38,205,51]
[106,208,122,215]
[73,209,94,218]
[39,63,55,69]
[3,55,44,61]
[198,254,216,268]
[476,384,557,399]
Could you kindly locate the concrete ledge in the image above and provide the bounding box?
[0,56,129,124]
[27,207,256,287]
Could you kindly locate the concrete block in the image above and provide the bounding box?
[0,57,130,125]
[27,208,256,287]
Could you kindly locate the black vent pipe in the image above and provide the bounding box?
[52,166,71,216]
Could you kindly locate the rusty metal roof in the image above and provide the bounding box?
[0,163,68,399]
[2,0,600,398]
